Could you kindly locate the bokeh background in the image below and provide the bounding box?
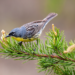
[0,0,75,75]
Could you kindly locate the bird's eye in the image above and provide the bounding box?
[12,33,14,35]
[9,32,15,35]
[12,32,15,35]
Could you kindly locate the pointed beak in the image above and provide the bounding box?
[5,35,10,38]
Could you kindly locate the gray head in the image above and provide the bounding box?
[5,26,27,38]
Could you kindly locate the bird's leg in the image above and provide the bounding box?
[34,38,38,51]
[18,41,22,46]
[37,38,38,50]
[36,39,38,45]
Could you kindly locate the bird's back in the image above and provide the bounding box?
[22,20,45,38]
[21,13,57,38]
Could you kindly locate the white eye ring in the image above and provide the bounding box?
[13,32,15,35]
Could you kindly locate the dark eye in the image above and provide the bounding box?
[12,33,15,35]
[9,32,15,35]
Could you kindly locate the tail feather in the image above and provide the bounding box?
[42,13,58,30]
[43,13,58,21]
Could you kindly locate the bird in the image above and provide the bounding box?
[5,13,58,45]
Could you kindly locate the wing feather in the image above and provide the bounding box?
[21,13,57,38]
[22,20,45,38]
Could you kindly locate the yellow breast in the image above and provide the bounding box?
[12,37,37,42]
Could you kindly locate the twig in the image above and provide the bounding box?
[16,50,75,62]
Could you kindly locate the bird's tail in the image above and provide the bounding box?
[42,13,58,30]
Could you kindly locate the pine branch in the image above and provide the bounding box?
[0,25,75,75]
[15,50,75,62]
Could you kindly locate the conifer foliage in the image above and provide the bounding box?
[0,24,75,75]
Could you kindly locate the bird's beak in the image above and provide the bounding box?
[5,35,10,38]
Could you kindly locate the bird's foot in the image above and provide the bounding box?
[18,41,22,46]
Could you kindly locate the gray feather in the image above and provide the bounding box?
[22,13,58,38]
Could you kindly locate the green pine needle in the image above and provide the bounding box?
[0,26,75,75]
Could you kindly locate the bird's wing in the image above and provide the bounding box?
[22,13,57,38]
[23,20,45,38]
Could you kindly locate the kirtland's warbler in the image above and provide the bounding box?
[5,13,58,45]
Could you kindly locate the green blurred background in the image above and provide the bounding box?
[0,0,75,75]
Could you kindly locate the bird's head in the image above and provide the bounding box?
[5,28,21,38]
[5,26,27,38]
